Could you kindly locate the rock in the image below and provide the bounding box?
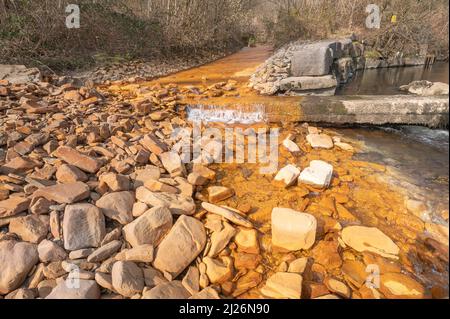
[116,245,154,263]
[234,252,261,269]
[160,152,185,177]
[30,197,53,215]
[335,142,354,152]
[271,207,317,251]
[63,203,106,251]
[201,202,253,228]
[53,146,102,173]
[132,202,148,217]
[38,239,67,263]
[144,179,178,194]
[0,156,42,174]
[95,191,134,225]
[0,65,41,84]
[132,166,161,188]
[306,134,334,149]
[0,197,31,217]
[208,222,236,257]
[203,256,234,284]
[187,172,208,186]
[111,261,144,297]
[260,272,302,299]
[341,226,400,259]
[190,286,221,299]
[153,215,206,278]
[311,240,342,269]
[324,277,351,298]
[288,257,308,274]
[99,173,130,191]
[135,187,195,215]
[282,138,300,152]
[5,288,36,299]
[298,160,333,189]
[0,240,38,294]
[142,267,168,288]
[234,227,259,254]
[139,134,168,156]
[425,222,449,246]
[69,248,95,260]
[232,270,263,297]
[207,186,234,203]
[192,164,216,180]
[182,266,200,295]
[274,164,301,187]
[142,281,190,299]
[33,182,90,204]
[122,206,172,248]
[400,80,449,96]
[56,164,88,183]
[341,260,367,288]
[380,273,426,299]
[87,240,122,263]
[46,279,100,299]
[95,272,114,291]
[9,215,48,243]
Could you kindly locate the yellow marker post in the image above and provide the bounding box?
[391,15,397,24]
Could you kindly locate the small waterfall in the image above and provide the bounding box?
[186,104,266,124]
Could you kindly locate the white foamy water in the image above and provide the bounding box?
[187,104,266,124]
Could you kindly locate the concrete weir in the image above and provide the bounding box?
[188,95,449,128]
[298,95,449,128]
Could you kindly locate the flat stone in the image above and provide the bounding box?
[160,152,185,177]
[132,166,161,188]
[182,266,200,295]
[135,187,195,215]
[63,203,106,251]
[282,138,300,152]
[142,281,190,299]
[207,186,234,203]
[288,257,308,274]
[232,270,263,297]
[324,277,351,298]
[9,215,48,243]
[203,256,234,284]
[271,208,317,251]
[111,261,144,297]
[208,222,236,257]
[116,245,154,263]
[260,272,302,299]
[274,164,300,187]
[38,239,67,263]
[311,240,342,269]
[53,146,102,173]
[122,206,172,248]
[234,227,259,254]
[341,226,400,259]
[202,202,253,228]
[298,160,333,189]
[153,215,206,278]
[100,173,130,192]
[33,182,90,204]
[279,75,337,91]
[306,134,334,149]
[144,179,178,194]
[0,196,30,218]
[139,134,168,156]
[95,191,134,225]
[341,260,367,288]
[55,164,88,183]
[379,273,426,299]
[187,172,208,186]
[46,279,100,299]
[142,267,168,288]
[0,240,38,294]
[87,240,122,263]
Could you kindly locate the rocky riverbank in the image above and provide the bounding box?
[0,73,448,299]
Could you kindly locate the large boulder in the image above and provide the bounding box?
[0,65,41,84]
[153,215,207,278]
[0,240,39,294]
[271,208,317,251]
[400,80,449,96]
